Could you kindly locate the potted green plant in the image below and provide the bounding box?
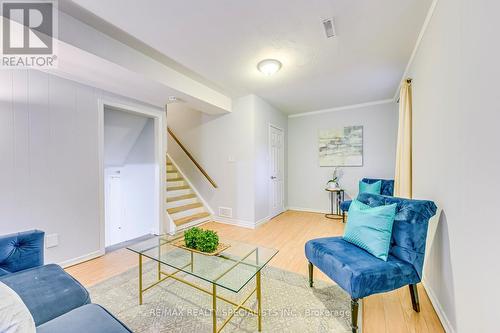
[183,227,220,253]
[326,167,340,190]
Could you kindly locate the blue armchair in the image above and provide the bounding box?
[306,193,437,333]
[340,178,395,222]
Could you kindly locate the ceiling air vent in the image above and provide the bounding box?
[167,96,185,103]
[323,18,336,38]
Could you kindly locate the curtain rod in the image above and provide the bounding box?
[397,78,412,103]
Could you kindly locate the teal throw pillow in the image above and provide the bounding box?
[359,180,382,195]
[343,200,397,261]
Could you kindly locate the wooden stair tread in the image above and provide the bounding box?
[166,177,183,182]
[167,185,190,191]
[167,194,196,202]
[167,202,203,214]
[174,212,210,226]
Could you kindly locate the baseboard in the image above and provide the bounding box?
[287,206,329,214]
[255,215,271,227]
[213,216,256,229]
[422,279,455,333]
[58,249,105,268]
[212,215,271,229]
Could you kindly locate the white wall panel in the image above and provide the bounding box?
[0,69,162,265]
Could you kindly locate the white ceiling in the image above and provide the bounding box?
[70,0,432,114]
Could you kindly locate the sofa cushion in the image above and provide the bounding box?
[36,304,132,333]
[361,178,394,196]
[343,200,397,261]
[305,237,420,298]
[0,264,90,326]
[0,230,44,274]
[359,180,381,195]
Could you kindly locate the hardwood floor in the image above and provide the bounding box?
[66,210,444,333]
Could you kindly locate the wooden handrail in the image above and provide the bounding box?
[167,127,218,188]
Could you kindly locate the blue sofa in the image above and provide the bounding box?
[0,230,131,333]
[340,178,395,222]
[306,193,437,333]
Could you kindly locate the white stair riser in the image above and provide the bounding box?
[167,172,180,180]
[166,188,193,197]
[167,180,185,188]
[166,197,199,209]
[176,216,211,232]
[172,207,206,220]
[167,165,175,172]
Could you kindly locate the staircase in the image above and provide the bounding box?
[166,157,211,233]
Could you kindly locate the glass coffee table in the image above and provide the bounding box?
[127,235,278,333]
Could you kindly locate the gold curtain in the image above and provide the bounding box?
[394,79,413,198]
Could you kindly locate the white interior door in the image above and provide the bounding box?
[105,174,123,247]
[269,125,284,218]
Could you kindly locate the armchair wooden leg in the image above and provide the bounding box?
[351,298,359,333]
[308,261,314,287]
[342,211,345,223]
[409,284,421,312]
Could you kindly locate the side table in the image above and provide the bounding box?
[325,188,345,220]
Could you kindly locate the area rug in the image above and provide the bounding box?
[89,262,351,332]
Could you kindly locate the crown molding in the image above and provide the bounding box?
[393,0,440,101]
[288,99,394,119]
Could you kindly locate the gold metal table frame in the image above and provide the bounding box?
[137,247,263,333]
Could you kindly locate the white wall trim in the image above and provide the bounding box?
[98,99,167,254]
[58,249,105,269]
[288,99,394,119]
[287,207,329,214]
[214,215,271,230]
[256,215,272,227]
[422,279,455,333]
[393,0,440,101]
[213,216,256,229]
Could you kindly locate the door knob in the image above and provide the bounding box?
[271,176,277,179]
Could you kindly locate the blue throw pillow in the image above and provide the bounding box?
[343,200,397,261]
[359,180,381,195]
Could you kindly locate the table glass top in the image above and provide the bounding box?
[127,235,278,293]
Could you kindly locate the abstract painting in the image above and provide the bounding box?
[319,126,363,166]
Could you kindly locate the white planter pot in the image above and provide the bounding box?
[327,183,339,190]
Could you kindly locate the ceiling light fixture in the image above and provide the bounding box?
[257,59,282,76]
